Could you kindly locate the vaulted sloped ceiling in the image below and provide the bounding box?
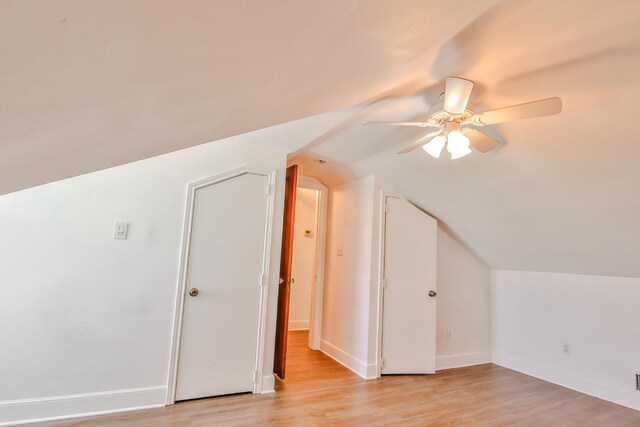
[252,0,640,278]
[2,0,640,277]
[0,0,496,194]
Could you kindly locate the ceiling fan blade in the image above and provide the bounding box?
[472,97,562,125]
[444,77,474,115]
[463,128,500,153]
[363,121,439,129]
[397,131,441,154]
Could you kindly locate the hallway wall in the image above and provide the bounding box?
[321,176,376,378]
[289,188,317,330]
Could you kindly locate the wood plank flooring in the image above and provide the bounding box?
[38,330,640,426]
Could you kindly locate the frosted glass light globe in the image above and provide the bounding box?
[446,130,472,159]
[422,135,446,158]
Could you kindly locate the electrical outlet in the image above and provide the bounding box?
[446,330,452,341]
[562,343,571,355]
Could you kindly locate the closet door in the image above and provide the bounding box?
[381,196,437,374]
[176,172,269,400]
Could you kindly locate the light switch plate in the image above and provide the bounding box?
[114,222,129,240]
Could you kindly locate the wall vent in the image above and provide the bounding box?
[636,374,640,392]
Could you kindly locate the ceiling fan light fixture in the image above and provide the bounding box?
[422,135,446,158]
[444,77,474,115]
[371,77,561,157]
[446,130,472,160]
[444,94,459,113]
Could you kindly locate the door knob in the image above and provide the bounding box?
[189,288,199,297]
[428,290,437,298]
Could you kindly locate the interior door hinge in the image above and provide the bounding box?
[382,277,388,288]
[380,357,384,368]
[260,274,267,287]
[253,370,258,383]
[384,202,388,213]
[266,184,272,196]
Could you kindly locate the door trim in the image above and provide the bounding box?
[296,176,328,351]
[374,191,403,379]
[166,165,277,405]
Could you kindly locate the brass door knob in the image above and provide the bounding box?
[189,288,199,297]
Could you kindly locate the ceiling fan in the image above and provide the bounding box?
[364,77,562,159]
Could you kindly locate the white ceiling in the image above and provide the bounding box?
[256,1,640,278]
[2,0,640,277]
[0,0,496,194]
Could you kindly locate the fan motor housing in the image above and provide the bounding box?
[428,100,474,125]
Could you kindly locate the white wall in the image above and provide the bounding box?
[491,270,640,411]
[0,137,287,425]
[289,188,317,331]
[435,227,491,369]
[321,176,376,378]
[321,176,492,379]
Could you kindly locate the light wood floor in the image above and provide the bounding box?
[39,330,640,426]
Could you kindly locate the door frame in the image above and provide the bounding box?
[374,191,403,378]
[166,165,277,405]
[296,176,328,351]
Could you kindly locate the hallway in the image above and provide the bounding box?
[37,331,640,426]
[275,330,362,393]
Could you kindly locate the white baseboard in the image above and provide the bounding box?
[288,320,309,331]
[319,339,375,380]
[0,386,167,426]
[260,375,276,394]
[493,353,640,412]
[365,362,378,379]
[436,351,492,371]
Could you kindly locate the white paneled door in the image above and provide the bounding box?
[381,196,437,374]
[176,173,269,401]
